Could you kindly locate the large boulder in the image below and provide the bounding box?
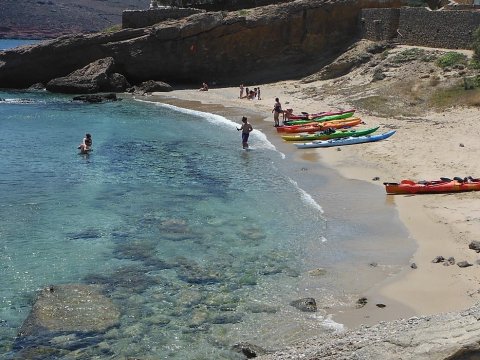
[46,57,129,94]
[131,80,173,94]
[18,284,120,336]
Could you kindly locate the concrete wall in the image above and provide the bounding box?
[122,8,204,29]
[361,7,480,49]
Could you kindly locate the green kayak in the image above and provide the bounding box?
[282,126,379,141]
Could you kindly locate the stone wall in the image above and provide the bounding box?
[361,7,480,49]
[360,8,399,41]
[122,8,205,29]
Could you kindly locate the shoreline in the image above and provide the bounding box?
[146,82,480,329]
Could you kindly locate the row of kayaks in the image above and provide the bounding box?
[281,109,480,195]
[277,109,395,149]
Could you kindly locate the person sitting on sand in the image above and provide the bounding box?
[78,133,92,153]
[199,82,209,91]
[284,108,293,122]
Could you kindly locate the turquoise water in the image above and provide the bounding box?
[0,39,413,359]
[0,90,342,358]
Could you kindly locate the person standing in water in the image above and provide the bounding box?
[78,133,92,153]
[237,116,253,149]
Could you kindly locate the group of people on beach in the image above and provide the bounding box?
[236,96,294,149]
[239,84,261,100]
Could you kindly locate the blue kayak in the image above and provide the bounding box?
[295,130,395,149]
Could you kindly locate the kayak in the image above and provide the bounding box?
[281,126,379,141]
[384,177,480,194]
[295,130,395,148]
[287,109,355,121]
[279,118,362,134]
[285,110,356,125]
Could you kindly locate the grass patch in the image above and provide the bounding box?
[429,83,480,108]
[436,51,467,68]
[390,48,436,64]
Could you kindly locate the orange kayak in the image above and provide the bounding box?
[384,177,480,194]
[278,118,362,134]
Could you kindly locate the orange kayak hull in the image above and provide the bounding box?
[384,178,480,194]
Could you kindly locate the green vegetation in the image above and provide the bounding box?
[472,26,480,61]
[390,48,436,64]
[102,24,122,33]
[435,51,467,68]
[429,82,480,108]
[238,9,249,16]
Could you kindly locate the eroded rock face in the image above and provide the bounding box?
[0,0,404,90]
[18,284,120,336]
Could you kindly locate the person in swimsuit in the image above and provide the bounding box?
[272,97,283,127]
[78,133,92,153]
[237,116,253,149]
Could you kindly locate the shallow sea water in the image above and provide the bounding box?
[0,40,414,359]
[0,90,349,358]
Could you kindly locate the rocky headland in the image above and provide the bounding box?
[0,0,149,40]
[0,0,404,93]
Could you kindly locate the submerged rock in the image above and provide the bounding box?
[290,298,317,312]
[72,93,118,103]
[18,284,120,336]
[232,342,269,358]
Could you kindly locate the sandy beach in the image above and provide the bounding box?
[148,70,480,330]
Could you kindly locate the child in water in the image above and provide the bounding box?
[237,116,253,149]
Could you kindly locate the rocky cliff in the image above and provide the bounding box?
[0,0,404,92]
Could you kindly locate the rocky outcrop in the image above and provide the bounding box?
[0,0,404,91]
[129,79,173,94]
[46,57,130,93]
[258,303,480,360]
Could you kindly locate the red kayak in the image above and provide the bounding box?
[384,177,480,194]
[287,109,356,121]
[277,118,361,134]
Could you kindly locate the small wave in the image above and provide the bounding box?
[0,98,38,104]
[135,98,278,152]
[321,314,345,333]
[288,178,325,215]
